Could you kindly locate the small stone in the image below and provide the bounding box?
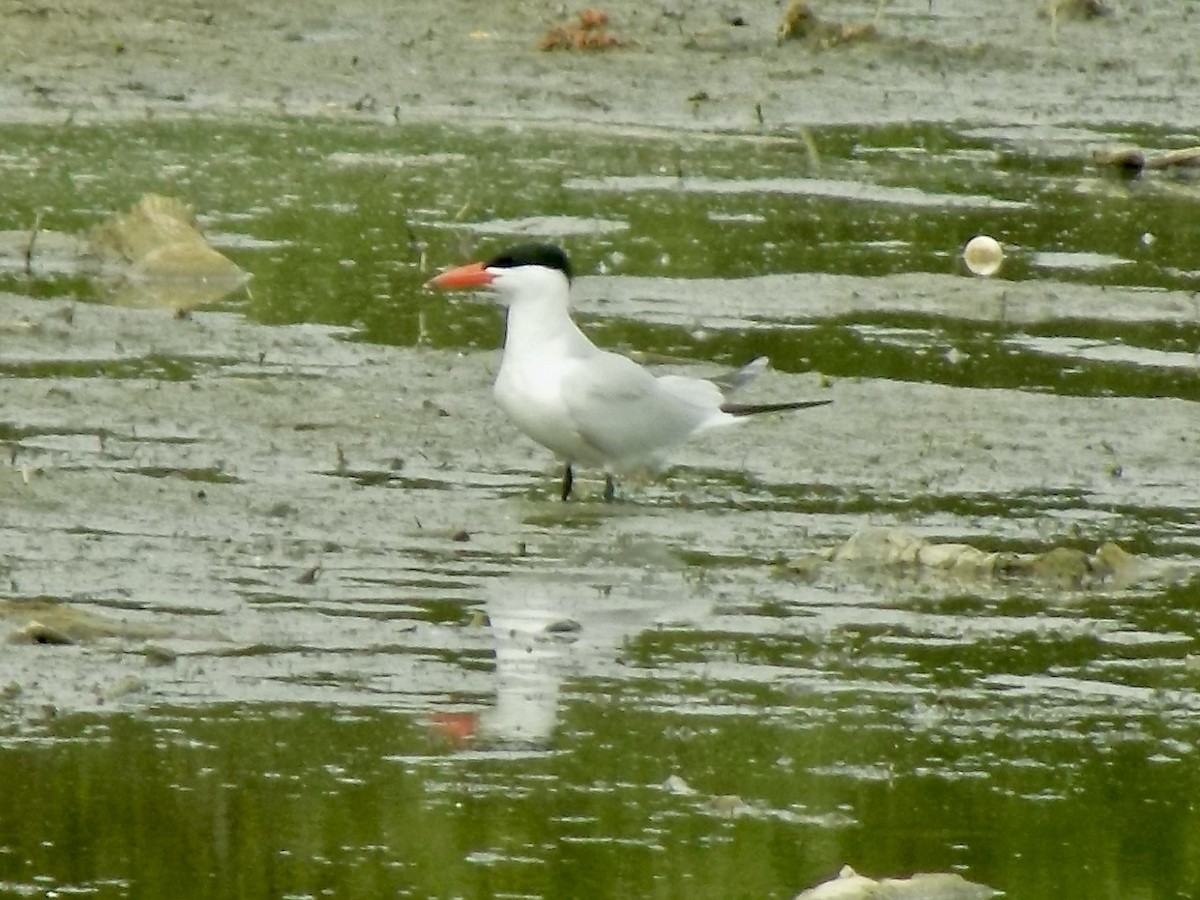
[16,621,75,645]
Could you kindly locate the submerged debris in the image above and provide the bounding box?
[661,774,817,823]
[777,0,877,48]
[543,617,582,635]
[539,8,627,51]
[143,644,179,667]
[785,527,1148,590]
[663,773,697,795]
[2,195,247,311]
[795,865,998,900]
[1040,0,1113,44]
[428,711,480,747]
[705,794,751,816]
[0,315,44,335]
[15,620,76,646]
[88,193,248,310]
[1039,0,1113,22]
[1091,145,1200,174]
[3,599,164,644]
[296,564,322,585]
[104,675,148,700]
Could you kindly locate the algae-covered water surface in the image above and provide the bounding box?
[1,112,1199,900]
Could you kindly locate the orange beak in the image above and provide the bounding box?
[424,261,495,290]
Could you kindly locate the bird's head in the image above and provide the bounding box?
[425,243,573,306]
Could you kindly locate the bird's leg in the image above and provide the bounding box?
[603,474,616,503]
[560,463,574,501]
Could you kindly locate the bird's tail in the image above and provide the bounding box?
[713,356,831,416]
[722,399,832,417]
[711,355,769,397]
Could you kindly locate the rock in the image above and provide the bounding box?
[1025,546,1091,585]
[704,794,750,816]
[104,675,148,700]
[826,527,922,565]
[88,193,248,310]
[791,527,1149,591]
[663,774,696,795]
[914,541,997,572]
[1091,541,1137,580]
[795,866,999,900]
[877,872,998,898]
[776,0,877,48]
[543,618,582,635]
[2,599,164,644]
[143,644,179,667]
[14,620,76,645]
[1092,144,1200,173]
[1092,145,1147,171]
[2,195,247,310]
[794,866,880,899]
[1041,0,1112,20]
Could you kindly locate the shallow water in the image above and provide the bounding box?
[1,115,1199,899]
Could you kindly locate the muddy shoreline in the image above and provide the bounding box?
[3,0,1199,130]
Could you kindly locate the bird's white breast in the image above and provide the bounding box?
[493,350,604,465]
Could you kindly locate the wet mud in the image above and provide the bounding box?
[2,2,1200,899]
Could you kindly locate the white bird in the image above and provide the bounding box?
[425,243,829,501]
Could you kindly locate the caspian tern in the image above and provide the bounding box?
[425,243,830,501]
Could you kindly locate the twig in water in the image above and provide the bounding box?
[23,211,42,276]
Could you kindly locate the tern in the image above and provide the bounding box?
[425,243,829,501]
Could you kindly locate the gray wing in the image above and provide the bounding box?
[709,356,768,397]
[561,352,718,468]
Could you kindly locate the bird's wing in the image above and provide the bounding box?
[561,352,713,467]
[709,356,768,397]
[654,374,726,413]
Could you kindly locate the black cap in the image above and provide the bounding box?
[486,244,573,283]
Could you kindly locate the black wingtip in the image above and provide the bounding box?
[721,399,832,417]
